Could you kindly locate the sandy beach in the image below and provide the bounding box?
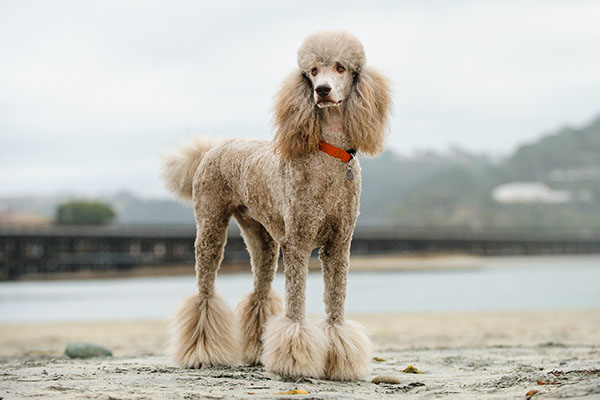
[1,310,599,399]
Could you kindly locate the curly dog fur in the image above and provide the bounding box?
[161,30,392,381]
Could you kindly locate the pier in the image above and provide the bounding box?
[1,225,599,280]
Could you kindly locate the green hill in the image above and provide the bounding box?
[380,114,600,229]
[506,115,600,180]
[2,114,599,230]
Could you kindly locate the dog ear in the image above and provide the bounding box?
[273,70,321,159]
[344,67,392,156]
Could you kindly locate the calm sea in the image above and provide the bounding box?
[0,255,599,323]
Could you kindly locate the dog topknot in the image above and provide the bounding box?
[297,31,366,73]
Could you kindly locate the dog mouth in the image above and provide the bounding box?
[316,99,343,108]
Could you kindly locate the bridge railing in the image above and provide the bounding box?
[1,224,599,280]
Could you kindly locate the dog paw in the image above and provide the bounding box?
[236,289,283,365]
[323,319,372,381]
[169,292,240,368]
[261,315,328,379]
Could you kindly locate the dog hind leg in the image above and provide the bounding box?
[234,214,283,365]
[169,201,240,368]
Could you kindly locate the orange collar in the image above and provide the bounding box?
[318,141,356,163]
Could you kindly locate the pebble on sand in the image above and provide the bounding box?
[65,342,112,359]
[371,375,402,384]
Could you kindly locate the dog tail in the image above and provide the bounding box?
[160,136,216,202]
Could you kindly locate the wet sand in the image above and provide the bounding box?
[1,310,599,399]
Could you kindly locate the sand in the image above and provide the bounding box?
[1,310,599,399]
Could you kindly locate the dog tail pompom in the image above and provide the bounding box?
[160,136,215,202]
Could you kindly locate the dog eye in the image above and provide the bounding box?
[311,68,318,76]
[336,63,346,73]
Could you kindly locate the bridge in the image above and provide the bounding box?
[1,225,599,280]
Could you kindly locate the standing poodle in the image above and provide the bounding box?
[160,30,392,381]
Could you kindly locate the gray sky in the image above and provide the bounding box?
[1,0,600,197]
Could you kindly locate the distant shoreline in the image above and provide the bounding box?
[2,253,481,282]
[7,253,598,282]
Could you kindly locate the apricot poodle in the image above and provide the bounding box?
[160,30,392,381]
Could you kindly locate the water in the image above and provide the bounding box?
[0,256,599,322]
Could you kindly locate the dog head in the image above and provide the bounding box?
[273,31,392,159]
[297,31,365,108]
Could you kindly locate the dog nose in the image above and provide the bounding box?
[315,85,331,98]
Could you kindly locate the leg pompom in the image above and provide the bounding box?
[168,292,240,368]
[262,315,328,379]
[236,289,284,365]
[323,320,372,381]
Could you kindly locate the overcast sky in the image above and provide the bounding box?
[1,0,600,198]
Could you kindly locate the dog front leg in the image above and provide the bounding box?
[319,237,372,381]
[261,244,328,379]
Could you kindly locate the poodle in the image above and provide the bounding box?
[160,30,392,381]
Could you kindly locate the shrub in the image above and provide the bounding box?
[55,200,116,225]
